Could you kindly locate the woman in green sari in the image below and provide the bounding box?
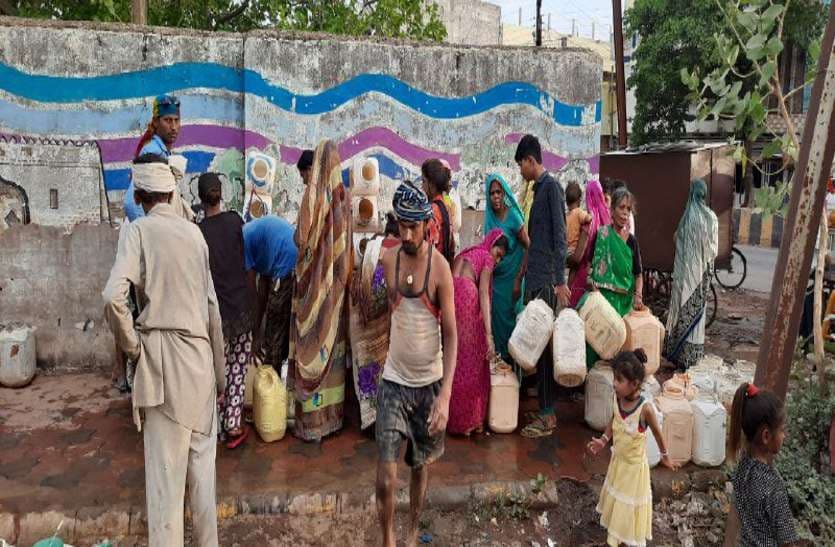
[483,174,530,363]
[580,186,644,365]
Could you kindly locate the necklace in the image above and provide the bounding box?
[406,274,414,285]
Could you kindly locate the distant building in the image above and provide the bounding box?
[433,0,501,46]
[503,23,615,151]
[502,24,613,72]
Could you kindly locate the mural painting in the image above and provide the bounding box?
[0,24,602,227]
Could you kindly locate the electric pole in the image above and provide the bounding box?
[612,0,628,148]
[535,0,543,46]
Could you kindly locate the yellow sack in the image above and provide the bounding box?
[253,364,287,442]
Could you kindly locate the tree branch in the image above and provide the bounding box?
[783,83,808,103]
[213,0,250,29]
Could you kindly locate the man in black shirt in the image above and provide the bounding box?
[515,135,570,438]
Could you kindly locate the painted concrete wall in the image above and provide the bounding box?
[0,224,119,370]
[0,17,601,369]
[0,18,601,226]
[0,138,106,227]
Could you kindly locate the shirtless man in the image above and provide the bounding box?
[376,181,458,547]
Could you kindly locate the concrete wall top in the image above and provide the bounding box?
[0,15,602,224]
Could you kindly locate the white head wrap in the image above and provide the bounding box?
[132,162,176,193]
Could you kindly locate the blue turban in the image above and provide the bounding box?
[392,180,432,222]
[153,95,180,118]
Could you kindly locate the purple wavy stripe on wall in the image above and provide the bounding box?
[280,127,461,171]
[504,132,570,171]
[96,125,272,163]
[587,154,600,174]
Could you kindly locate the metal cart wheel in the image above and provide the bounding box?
[715,246,748,290]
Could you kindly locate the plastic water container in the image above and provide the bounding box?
[642,375,661,399]
[690,370,717,398]
[0,325,36,388]
[656,382,695,466]
[647,403,664,468]
[663,372,699,401]
[691,393,727,467]
[579,291,627,360]
[489,365,520,434]
[624,308,665,376]
[351,157,381,196]
[552,309,586,387]
[585,361,615,431]
[509,299,555,373]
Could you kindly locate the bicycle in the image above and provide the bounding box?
[714,246,748,290]
[643,268,718,329]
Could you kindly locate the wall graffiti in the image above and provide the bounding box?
[0,23,602,226]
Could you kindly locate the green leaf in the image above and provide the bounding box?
[749,100,766,124]
[726,45,740,67]
[765,36,784,57]
[761,4,785,24]
[737,10,758,32]
[746,33,766,51]
[711,95,730,118]
[762,139,783,159]
[760,60,777,87]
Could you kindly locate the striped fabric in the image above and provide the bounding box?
[290,139,352,396]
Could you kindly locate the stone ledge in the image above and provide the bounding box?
[1,471,725,545]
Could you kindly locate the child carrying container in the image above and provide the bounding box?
[586,349,677,547]
[726,383,800,547]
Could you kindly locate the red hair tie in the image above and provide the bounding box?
[746,384,760,398]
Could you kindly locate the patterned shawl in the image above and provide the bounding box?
[290,140,352,396]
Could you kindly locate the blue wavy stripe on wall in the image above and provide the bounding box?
[0,94,242,135]
[0,62,601,126]
[103,150,215,191]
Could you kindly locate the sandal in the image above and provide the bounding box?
[226,425,249,449]
[521,416,556,439]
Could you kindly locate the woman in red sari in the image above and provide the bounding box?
[447,228,508,435]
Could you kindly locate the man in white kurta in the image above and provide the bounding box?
[103,161,225,547]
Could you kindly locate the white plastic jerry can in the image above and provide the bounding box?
[584,361,615,432]
[691,395,728,467]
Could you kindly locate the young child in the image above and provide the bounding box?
[586,349,677,547]
[726,383,799,547]
[565,181,592,256]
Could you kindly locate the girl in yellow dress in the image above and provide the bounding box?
[586,349,678,547]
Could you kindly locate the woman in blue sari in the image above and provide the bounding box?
[484,173,530,363]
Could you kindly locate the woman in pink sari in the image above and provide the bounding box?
[448,228,508,435]
[569,180,611,308]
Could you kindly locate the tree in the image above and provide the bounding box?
[0,0,447,40]
[682,0,828,385]
[626,0,824,145]
[625,0,727,146]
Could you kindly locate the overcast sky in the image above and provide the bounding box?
[490,0,622,41]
